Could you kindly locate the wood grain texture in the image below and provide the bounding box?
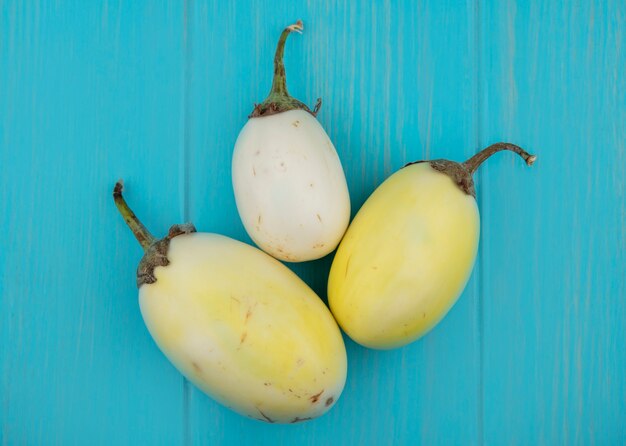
[0,1,187,444]
[479,1,626,444]
[0,0,624,445]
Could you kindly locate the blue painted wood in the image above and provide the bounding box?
[1,0,624,445]
[0,1,187,444]
[479,1,626,444]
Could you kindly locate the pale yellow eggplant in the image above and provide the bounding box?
[328,143,536,349]
[114,182,347,423]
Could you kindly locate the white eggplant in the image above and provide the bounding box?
[233,21,350,262]
[114,182,347,423]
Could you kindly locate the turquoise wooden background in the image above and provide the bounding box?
[1,1,625,444]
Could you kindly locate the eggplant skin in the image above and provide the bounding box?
[139,233,347,423]
[328,163,480,350]
[233,109,350,262]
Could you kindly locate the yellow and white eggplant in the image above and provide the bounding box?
[114,182,347,423]
[328,143,536,349]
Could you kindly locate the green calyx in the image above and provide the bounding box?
[113,181,196,288]
[405,142,537,198]
[249,20,322,118]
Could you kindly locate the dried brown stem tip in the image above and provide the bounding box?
[287,20,304,33]
[113,180,124,197]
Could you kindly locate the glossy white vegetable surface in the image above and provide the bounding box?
[233,109,350,262]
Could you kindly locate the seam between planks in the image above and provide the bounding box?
[474,0,485,444]
[181,0,194,445]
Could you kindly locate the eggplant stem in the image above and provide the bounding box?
[269,20,303,98]
[463,142,536,175]
[113,181,156,251]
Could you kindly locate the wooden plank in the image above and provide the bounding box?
[6,1,623,444]
[185,0,481,444]
[0,2,187,444]
[479,0,626,443]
